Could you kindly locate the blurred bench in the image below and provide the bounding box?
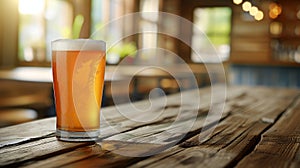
[0,108,37,127]
[0,79,53,127]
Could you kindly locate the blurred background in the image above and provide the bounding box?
[0,0,299,127]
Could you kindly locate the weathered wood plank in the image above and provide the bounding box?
[19,139,171,168]
[130,121,270,168]
[0,85,240,148]
[0,88,202,148]
[20,143,105,168]
[0,137,91,167]
[1,86,298,168]
[0,86,243,167]
[14,86,242,167]
[0,117,56,148]
[19,109,226,168]
[46,88,283,167]
[236,97,300,168]
[129,88,300,168]
[61,142,164,168]
[100,85,246,142]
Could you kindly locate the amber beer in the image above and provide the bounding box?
[52,39,106,141]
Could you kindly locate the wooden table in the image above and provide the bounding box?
[1,85,300,167]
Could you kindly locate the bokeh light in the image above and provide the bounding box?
[255,11,264,21]
[233,0,243,5]
[269,2,282,19]
[242,1,252,12]
[270,22,283,35]
[250,6,258,16]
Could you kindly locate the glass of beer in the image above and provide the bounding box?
[52,39,106,142]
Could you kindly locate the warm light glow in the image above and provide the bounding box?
[255,11,264,21]
[271,7,281,15]
[233,0,243,5]
[161,79,175,88]
[269,2,282,19]
[297,10,300,20]
[269,3,282,15]
[295,26,300,35]
[269,11,277,19]
[242,1,252,12]
[19,0,45,15]
[250,6,258,16]
[270,22,282,35]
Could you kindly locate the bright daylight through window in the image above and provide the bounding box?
[18,0,72,64]
[191,7,232,63]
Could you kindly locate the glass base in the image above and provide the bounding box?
[56,129,100,142]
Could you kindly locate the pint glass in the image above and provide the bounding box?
[52,39,106,141]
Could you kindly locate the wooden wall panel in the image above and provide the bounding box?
[230,2,272,64]
[0,0,19,68]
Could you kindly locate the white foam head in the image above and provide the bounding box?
[51,39,106,51]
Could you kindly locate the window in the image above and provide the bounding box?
[139,0,159,49]
[18,0,73,65]
[91,0,124,40]
[91,0,127,64]
[191,7,232,62]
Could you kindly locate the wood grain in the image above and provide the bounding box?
[236,97,300,168]
[0,86,299,168]
[0,137,91,167]
[0,117,55,148]
[130,87,300,168]
[16,85,241,167]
